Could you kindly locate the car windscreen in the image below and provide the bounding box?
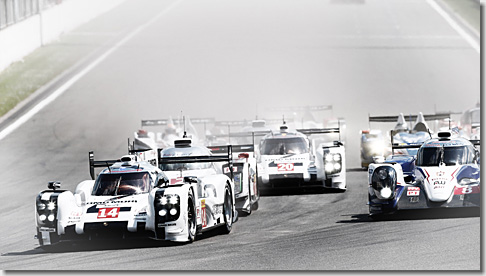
[160,162,212,171]
[92,172,151,196]
[261,137,308,155]
[416,146,474,166]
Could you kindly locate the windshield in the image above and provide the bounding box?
[416,146,475,166]
[92,172,151,196]
[261,137,308,155]
[160,162,212,171]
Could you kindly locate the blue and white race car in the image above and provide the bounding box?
[368,131,480,218]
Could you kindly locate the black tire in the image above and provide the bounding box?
[246,168,252,215]
[251,200,259,211]
[219,186,233,234]
[186,192,197,243]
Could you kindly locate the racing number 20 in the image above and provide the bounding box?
[97,207,120,219]
[277,163,294,171]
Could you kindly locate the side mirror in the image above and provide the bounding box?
[48,181,61,190]
[184,176,198,184]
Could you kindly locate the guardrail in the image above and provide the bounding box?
[0,0,62,30]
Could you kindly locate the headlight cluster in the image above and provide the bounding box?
[324,153,342,175]
[36,197,57,225]
[371,166,397,199]
[155,193,181,223]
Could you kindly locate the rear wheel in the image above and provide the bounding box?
[187,192,196,242]
[219,186,233,234]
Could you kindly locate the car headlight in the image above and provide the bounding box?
[371,166,396,199]
[324,153,342,174]
[39,214,47,221]
[47,214,55,222]
[158,209,167,216]
[47,202,56,211]
[169,208,178,215]
[37,203,46,211]
[159,197,168,205]
[168,195,179,205]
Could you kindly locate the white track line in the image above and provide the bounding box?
[426,0,480,54]
[0,0,183,141]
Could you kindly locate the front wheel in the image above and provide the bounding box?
[219,186,233,234]
[186,192,197,242]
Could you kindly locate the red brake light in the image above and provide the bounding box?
[238,153,249,159]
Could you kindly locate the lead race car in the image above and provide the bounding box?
[367,131,480,218]
[35,143,237,248]
[258,123,346,191]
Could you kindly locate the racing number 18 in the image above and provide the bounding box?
[97,207,120,219]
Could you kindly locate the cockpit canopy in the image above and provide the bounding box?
[416,145,476,166]
[261,137,308,155]
[92,172,151,196]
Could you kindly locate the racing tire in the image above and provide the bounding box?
[251,200,259,211]
[219,186,233,234]
[186,192,197,243]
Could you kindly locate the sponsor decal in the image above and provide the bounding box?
[454,185,480,195]
[277,163,295,171]
[97,207,120,219]
[223,167,238,173]
[409,197,420,203]
[407,187,420,196]
[201,199,207,227]
[170,177,184,185]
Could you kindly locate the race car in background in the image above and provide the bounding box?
[367,131,480,218]
[258,123,346,191]
[459,104,480,140]
[360,112,453,168]
[134,117,214,150]
[157,138,238,240]
[208,144,260,215]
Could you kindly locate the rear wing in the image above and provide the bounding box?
[268,105,333,112]
[369,113,453,123]
[158,145,234,179]
[208,144,254,154]
[141,117,215,127]
[297,127,342,141]
[88,151,119,180]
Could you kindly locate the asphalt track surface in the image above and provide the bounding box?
[0,0,480,271]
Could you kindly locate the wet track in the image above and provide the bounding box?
[0,0,480,271]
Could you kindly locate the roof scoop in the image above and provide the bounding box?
[174,138,192,148]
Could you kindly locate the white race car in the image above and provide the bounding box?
[258,124,346,191]
[35,145,237,249]
[35,151,165,248]
[208,144,260,215]
[156,138,238,241]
